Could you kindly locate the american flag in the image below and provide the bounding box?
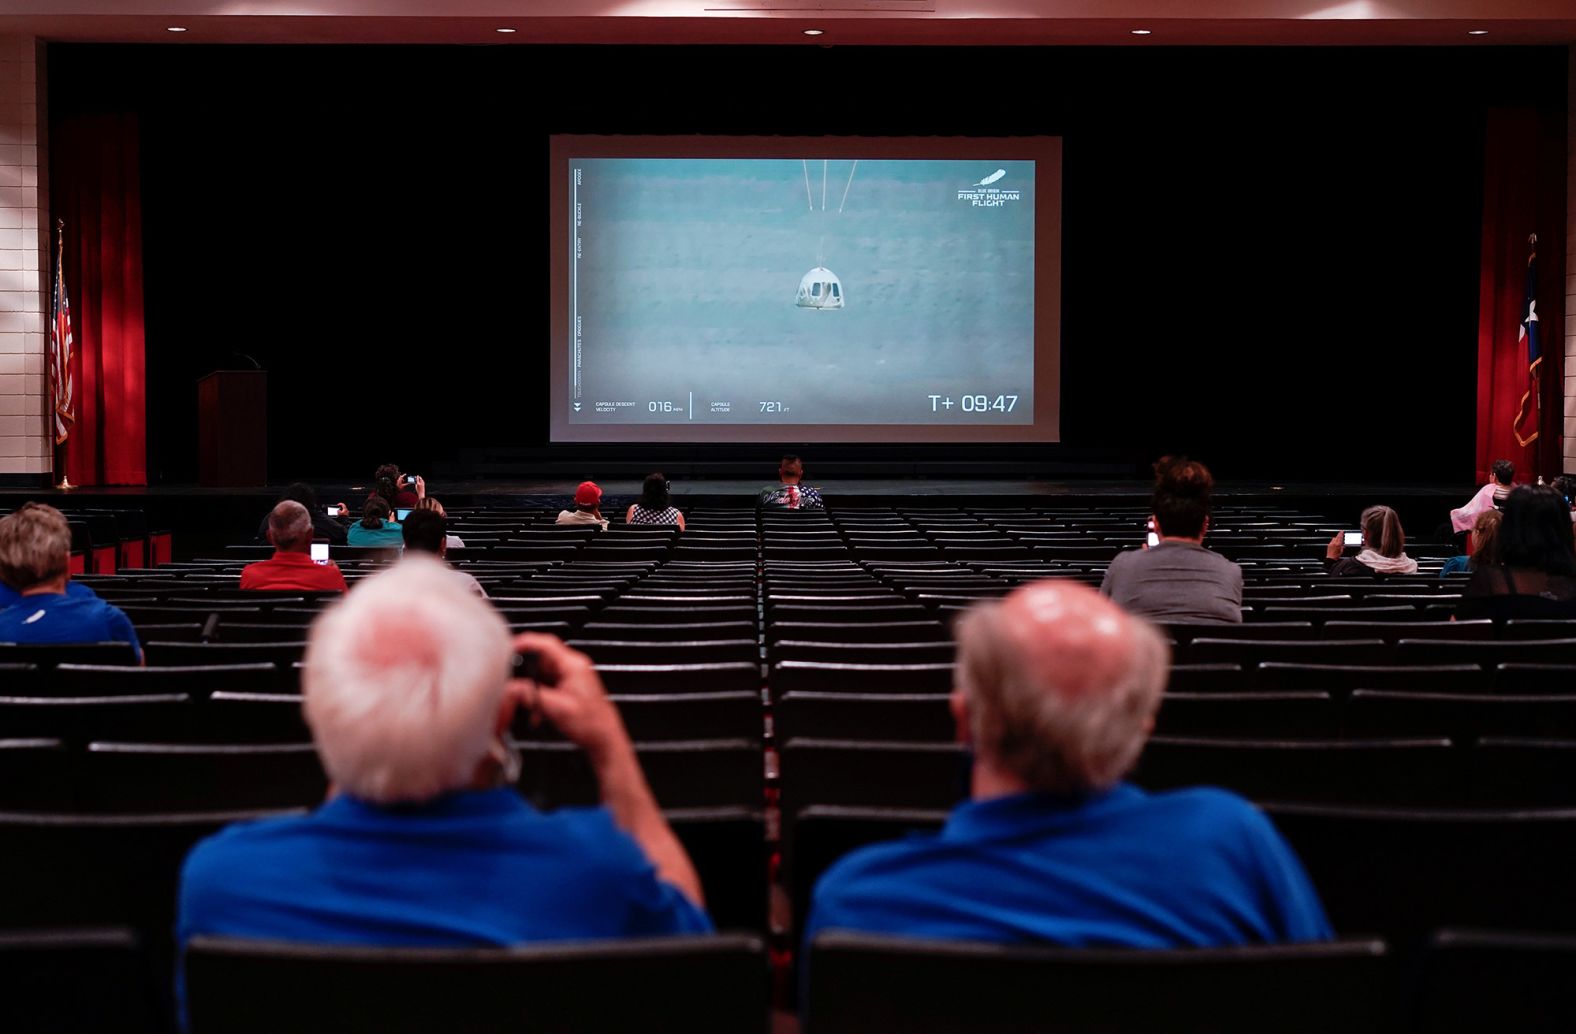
[48,222,73,445]
[1513,234,1541,447]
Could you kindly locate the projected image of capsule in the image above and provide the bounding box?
[795,266,844,310]
[794,158,857,310]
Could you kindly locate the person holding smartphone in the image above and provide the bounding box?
[370,463,424,511]
[253,482,349,546]
[176,558,708,1021]
[758,455,825,510]
[1323,505,1417,575]
[1099,457,1244,624]
[240,500,349,593]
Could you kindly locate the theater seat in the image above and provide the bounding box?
[184,933,769,1034]
[1132,736,1459,806]
[0,927,154,1034]
[805,932,1390,1034]
[1265,803,1576,949]
[80,742,328,812]
[775,692,954,743]
[1415,928,1576,1033]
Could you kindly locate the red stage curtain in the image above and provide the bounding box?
[50,111,146,486]
[1474,108,1566,485]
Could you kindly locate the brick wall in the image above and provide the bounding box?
[0,36,47,479]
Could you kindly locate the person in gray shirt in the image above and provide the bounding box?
[1099,457,1243,625]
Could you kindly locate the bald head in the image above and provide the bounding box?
[954,580,1169,796]
[267,500,314,553]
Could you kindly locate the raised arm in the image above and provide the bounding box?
[508,632,705,907]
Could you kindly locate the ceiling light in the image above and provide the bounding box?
[1130,28,1152,35]
[496,27,517,33]
[803,29,824,36]
[1467,29,1488,35]
[166,26,187,32]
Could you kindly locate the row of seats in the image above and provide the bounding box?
[5,926,1569,1033]
[1,798,1571,983]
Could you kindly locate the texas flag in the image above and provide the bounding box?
[1512,235,1541,447]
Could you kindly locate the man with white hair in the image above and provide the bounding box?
[238,499,349,592]
[178,558,708,992]
[0,502,141,660]
[804,579,1329,949]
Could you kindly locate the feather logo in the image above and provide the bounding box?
[974,169,1007,187]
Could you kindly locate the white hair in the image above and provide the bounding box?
[303,555,513,803]
[268,500,314,551]
[955,597,1170,795]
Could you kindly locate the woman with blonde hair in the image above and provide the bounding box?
[1325,505,1417,575]
[1440,509,1502,577]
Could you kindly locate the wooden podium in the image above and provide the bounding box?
[198,370,267,487]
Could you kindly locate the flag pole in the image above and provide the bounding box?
[51,218,72,491]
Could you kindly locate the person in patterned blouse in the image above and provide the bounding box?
[626,473,685,530]
[758,455,825,510]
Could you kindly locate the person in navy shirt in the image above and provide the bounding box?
[177,558,709,1019]
[0,503,141,661]
[805,579,1330,960]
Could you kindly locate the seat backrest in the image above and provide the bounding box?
[1152,692,1338,738]
[779,739,967,820]
[0,809,301,933]
[1415,928,1576,1033]
[0,738,74,809]
[1133,735,1459,805]
[0,642,139,668]
[0,693,193,745]
[1165,663,1247,694]
[567,639,759,665]
[1188,639,1390,666]
[776,692,953,743]
[514,739,763,811]
[1396,638,1576,666]
[786,805,949,940]
[143,642,307,668]
[1255,663,1485,696]
[594,662,760,696]
[81,742,327,812]
[185,933,769,1034]
[772,661,953,697]
[0,927,154,1034]
[1494,663,1576,693]
[1469,736,1576,806]
[54,663,281,700]
[805,932,1390,1034]
[201,693,313,744]
[1265,802,1576,948]
[1345,691,1576,742]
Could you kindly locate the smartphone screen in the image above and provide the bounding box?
[396,509,412,521]
[325,506,338,517]
[1146,532,1160,548]
[310,542,329,563]
[1342,531,1363,547]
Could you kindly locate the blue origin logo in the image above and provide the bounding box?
[958,168,1021,207]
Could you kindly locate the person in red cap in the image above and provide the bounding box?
[556,481,609,531]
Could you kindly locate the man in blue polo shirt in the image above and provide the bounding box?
[805,579,1329,955]
[0,503,141,661]
[177,558,709,1020]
